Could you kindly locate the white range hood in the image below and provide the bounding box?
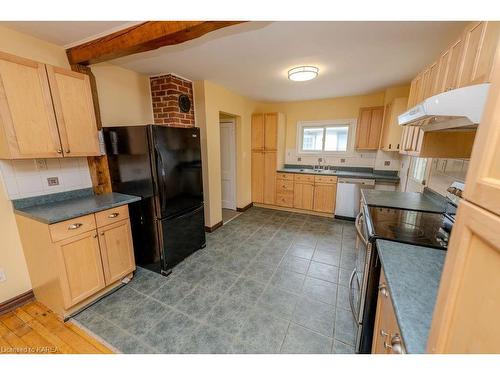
[398,83,490,131]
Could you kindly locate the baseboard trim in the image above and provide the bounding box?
[0,290,35,315]
[253,203,334,218]
[205,220,223,233]
[236,202,253,212]
[334,215,356,222]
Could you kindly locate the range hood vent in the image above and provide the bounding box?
[398,83,490,131]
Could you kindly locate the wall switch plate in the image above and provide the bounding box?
[47,177,59,186]
[384,161,391,166]
[0,268,6,283]
[35,159,47,170]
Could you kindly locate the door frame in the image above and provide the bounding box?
[219,119,237,210]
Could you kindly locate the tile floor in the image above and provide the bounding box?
[73,207,358,354]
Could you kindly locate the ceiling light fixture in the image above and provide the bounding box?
[288,66,319,82]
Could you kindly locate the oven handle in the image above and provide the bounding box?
[348,268,361,325]
[355,211,369,247]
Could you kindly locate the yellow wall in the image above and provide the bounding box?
[194,80,258,226]
[0,26,154,303]
[92,63,154,126]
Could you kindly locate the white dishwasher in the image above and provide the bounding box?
[335,178,375,219]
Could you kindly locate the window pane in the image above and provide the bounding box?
[302,128,324,151]
[412,158,427,181]
[324,126,348,151]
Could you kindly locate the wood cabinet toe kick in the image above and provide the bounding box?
[15,204,135,319]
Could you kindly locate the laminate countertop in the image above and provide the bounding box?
[361,189,446,213]
[376,239,446,354]
[13,188,141,224]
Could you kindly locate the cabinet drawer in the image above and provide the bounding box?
[50,214,97,242]
[276,179,294,193]
[95,205,129,228]
[276,172,294,181]
[314,175,338,184]
[294,174,315,182]
[276,193,293,208]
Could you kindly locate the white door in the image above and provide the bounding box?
[406,157,431,193]
[220,120,236,210]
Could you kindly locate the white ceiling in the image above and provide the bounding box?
[2,21,467,101]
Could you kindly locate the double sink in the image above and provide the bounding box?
[296,168,338,174]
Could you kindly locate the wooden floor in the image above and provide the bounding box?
[0,301,113,354]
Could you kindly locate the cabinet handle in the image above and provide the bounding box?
[68,223,83,230]
[384,334,404,354]
[57,148,62,154]
[100,232,104,236]
[93,233,98,238]
[108,212,119,218]
[388,144,391,149]
[379,283,389,297]
[65,149,70,154]
[380,329,389,338]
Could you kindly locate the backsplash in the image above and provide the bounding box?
[0,158,92,200]
[285,149,401,171]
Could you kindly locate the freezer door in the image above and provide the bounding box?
[152,126,204,219]
[159,205,206,270]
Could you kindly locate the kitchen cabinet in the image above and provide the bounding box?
[276,173,294,208]
[355,106,384,150]
[16,205,135,319]
[251,113,285,205]
[372,270,405,354]
[0,51,100,159]
[313,176,337,213]
[379,97,408,152]
[293,180,314,210]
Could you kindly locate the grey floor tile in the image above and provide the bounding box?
[292,297,335,337]
[112,297,168,337]
[287,243,315,260]
[129,267,169,295]
[206,295,254,336]
[238,307,290,353]
[336,285,351,312]
[175,262,212,284]
[334,308,356,346]
[242,260,278,283]
[280,255,310,274]
[270,269,306,293]
[227,277,266,304]
[312,249,341,266]
[338,268,352,286]
[340,251,356,270]
[281,323,333,354]
[199,269,239,293]
[332,339,356,354]
[302,276,337,305]
[87,286,146,320]
[258,286,300,318]
[307,261,339,283]
[181,324,235,354]
[176,285,223,321]
[151,279,196,307]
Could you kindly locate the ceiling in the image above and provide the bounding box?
[2,21,467,101]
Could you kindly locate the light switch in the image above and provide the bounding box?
[35,159,48,170]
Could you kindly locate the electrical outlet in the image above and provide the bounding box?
[297,157,302,162]
[0,268,6,283]
[35,159,47,170]
[47,177,59,186]
[340,158,346,163]
[384,161,391,166]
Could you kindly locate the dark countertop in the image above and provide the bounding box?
[13,188,141,224]
[276,167,400,183]
[376,239,446,354]
[361,189,446,212]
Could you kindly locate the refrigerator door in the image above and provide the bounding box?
[151,126,203,219]
[159,204,206,270]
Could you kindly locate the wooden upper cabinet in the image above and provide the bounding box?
[380,97,408,152]
[356,106,384,150]
[0,52,62,158]
[264,113,278,150]
[55,230,105,309]
[463,47,500,216]
[46,66,100,157]
[251,113,265,150]
[444,38,464,92]
[434,49,452,94]
[426,62,440,98]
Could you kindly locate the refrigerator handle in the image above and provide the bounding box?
[155,146,167,213]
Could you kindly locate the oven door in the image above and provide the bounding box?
[350,207,373,352]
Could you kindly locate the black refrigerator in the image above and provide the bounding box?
[103,125,206,275]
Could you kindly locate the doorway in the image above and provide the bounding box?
[220,116,237,218]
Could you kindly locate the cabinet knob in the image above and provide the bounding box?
[65,149,70,154]
[384,334,404,354]
[93,233,98,238]
[108,212,119,218]
[57,148,62,154]
[378,283,389,297]
[68,223,82,230]
[388,144,391,149]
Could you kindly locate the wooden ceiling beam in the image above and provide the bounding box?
[66,21,245,65]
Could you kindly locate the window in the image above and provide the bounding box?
[297,120,353,154]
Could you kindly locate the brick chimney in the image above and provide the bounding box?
[150,74,195,127]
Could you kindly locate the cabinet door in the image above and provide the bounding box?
[428,201,500,353]
[427,62,440,97]
[420,68,432,101]
[463,52,500,216]
[46,65,100,157]
[356,107,383,150]
[263,151,277,205]
[98,220,135,285]
[435,49,452,94]
[251,151,264,203]
[0,52,62,158]
[293,182,314,210]
[443,38,464,91]
[251,113,265,150]
[356,108,371,149]
[55,230,105,309]
[379,102,392,150]
[367,107,384,149]
[264,113,278,151]
[412,74,424,104]
[313,183,336,213]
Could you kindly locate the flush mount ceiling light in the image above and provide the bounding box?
[288,66,319,82]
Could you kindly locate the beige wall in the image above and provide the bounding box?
[92,63,154,126]
[194,80,258,226]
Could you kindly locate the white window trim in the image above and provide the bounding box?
[296,119,357,156]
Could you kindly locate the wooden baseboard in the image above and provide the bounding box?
[236,202,253,212]
[0,290,35,316]
[253,203,334,218]
[205,220,223,233]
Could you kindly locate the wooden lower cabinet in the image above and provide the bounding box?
[293,181,314,210]
[263,151,277,205]
[251,151,264,203]
[16,205,135,319]
[372,270,405,354]
[276,174,294,208]
[313,183,337,213]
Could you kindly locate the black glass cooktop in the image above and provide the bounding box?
[367,206,448,249]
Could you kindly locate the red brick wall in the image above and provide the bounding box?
[150,74,195,127]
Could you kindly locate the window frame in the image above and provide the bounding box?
[296,119,356,156]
